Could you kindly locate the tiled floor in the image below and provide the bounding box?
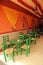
[0,36,43,65]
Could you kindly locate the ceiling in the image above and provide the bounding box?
[0,0,43,19]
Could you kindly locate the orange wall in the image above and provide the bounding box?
[0,5,38,34]
[0,5,14,34]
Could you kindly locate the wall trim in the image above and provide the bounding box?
[0,28,33,34]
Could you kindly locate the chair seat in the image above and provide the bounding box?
[31,38,35,40]
[13,45,15,48]
[5,48,13,55]
[6,41,10,45]
[21,44,30,49]
[21,44,26,49]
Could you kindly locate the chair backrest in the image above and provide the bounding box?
[29,31,36,38]
[2,35,9,42]
[18,32,25,40]
[2,43,7,50]
[26,35,31,46]
[2,35,10,51]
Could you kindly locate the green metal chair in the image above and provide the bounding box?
[10,39,20,55]
[35,29,40,38]
[29,31,36,45]
[19,37,31,57]
[2,35,14,62]
[32,32,36,45]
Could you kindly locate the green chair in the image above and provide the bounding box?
[2,35,14,62]
[35,29,40,38]
[10,39,19,55]
[29,31,36,45]
[19,37,31,57]
[32,33,36,45]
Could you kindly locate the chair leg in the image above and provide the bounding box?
[12,50,14,62]
[26,49,28,57]
[16,44,18,55]
[34,40,36,45]
[16,49,18,55]
[28,47,30,53]
[20,48,23,55]
[3,51,7,62]
[26,47,30,57]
